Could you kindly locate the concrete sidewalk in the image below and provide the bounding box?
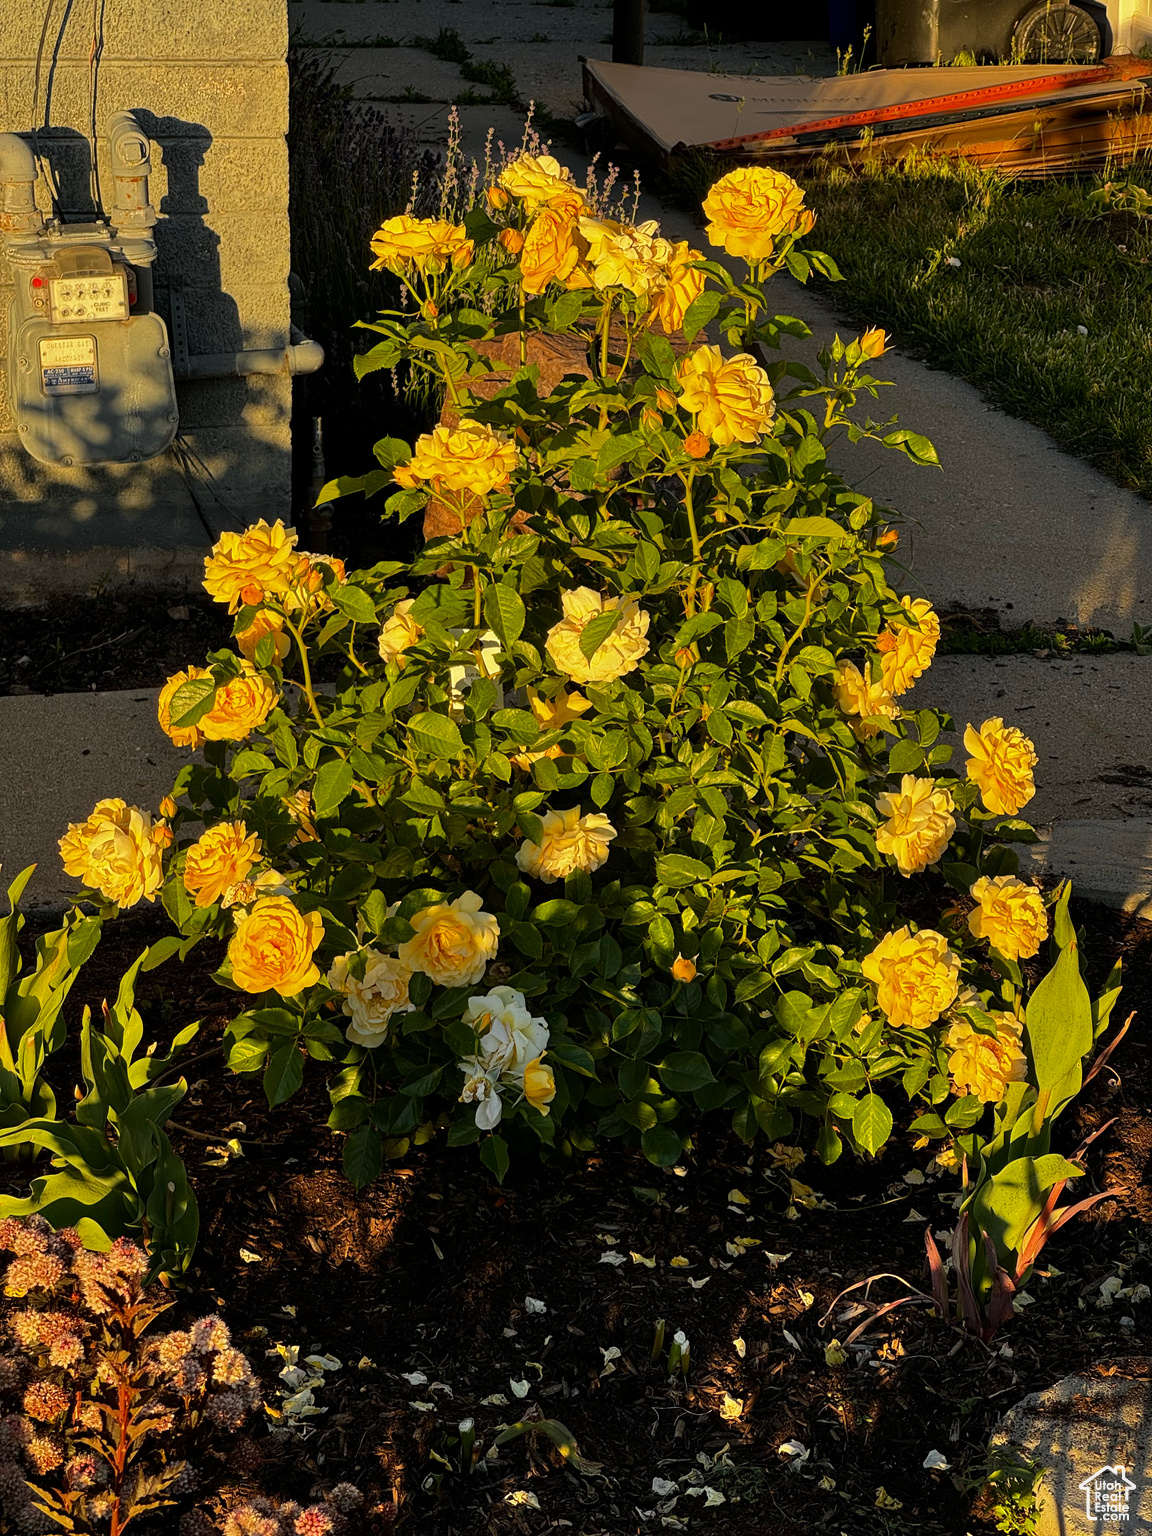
[4,661,1152,915]
[0,690,186,910]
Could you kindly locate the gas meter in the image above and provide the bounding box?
[0,113,178,467]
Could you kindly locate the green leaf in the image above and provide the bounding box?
[343,1124,383,1189]
[658,1051,715,1094]
[313,759,355,818]
[725,615,755,663]
[852,1093,893,1156]
[548,1039,597,1078]
[816,1122,842,1165]
[263,1043,304,1107]
[532,899,581,927]
[226,1036,268,1073]
[591,771,614,808]
[888,738,924,775]
[656,854,711,888]
[673,612,723,651]
[1025,920,1092,1115]
[577,607,623,664]
[972,1153,1082,1270]
[408,711,466,760]
[681,289,722,341]
[328,1096,371,1131]
[782,515,850,543]
[483,584,526,647]
[333,584,378,625]
[479,1133,510,1184]
[641,1124,684,1166]
[168,674,218,730]
[492,709,540,747]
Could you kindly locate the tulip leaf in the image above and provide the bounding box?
[1025,916,1091,1114]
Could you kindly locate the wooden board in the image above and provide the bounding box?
[582,56,1152,176]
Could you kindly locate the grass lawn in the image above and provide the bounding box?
[800,153,1152,500]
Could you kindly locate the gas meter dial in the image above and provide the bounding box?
[48,271,130,324]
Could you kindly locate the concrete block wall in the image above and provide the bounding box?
[0,0,291,598]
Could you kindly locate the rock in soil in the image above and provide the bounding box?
[992,1366,1152,1534]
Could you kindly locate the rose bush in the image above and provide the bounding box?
[58,160,1078,1187]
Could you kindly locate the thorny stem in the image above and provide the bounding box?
[285,615,324,727]
[775,569,822,683]
[680,469,703,613]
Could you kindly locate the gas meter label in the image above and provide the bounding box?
[39,336,98,396]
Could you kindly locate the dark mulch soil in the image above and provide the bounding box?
[6,897,1151,1535]
[0,594,230,696]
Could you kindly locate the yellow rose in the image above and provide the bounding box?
[875,775,956,876]
[703,166,810,262]
[378,598,423,668]
[651,240,706,335]
[523,1056,556,1116]
[676,345,774,446]
[519,203,582,295]
[158,665,212,750]
[59,798,165,911]
[202,519,299,614]
[393,420,518,498]
[545,587,650,684]
[498,154,585,213]
[569,217,667,297]
[399,891,500,988]
[199,665,278,742]
[833,661,899,741]
[672,954,697,983]
[878,598,940,696]
[369,214,474,275]
[512,685,592,770]
[228,896,324,997]
[862,926,960,1029]
[236,609,290,665]
[498,227,525,256]
[516,805,617,883]
[183,820,262,908]
[861,327,890,359]
[327,950,414,1048]
[964,717,1037,816]
[946,1013,1027,1103]
[967,874,1048,961]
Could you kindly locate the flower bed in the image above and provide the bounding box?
[0,149,1144,1534]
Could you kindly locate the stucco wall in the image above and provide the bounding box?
[0,0,290,598]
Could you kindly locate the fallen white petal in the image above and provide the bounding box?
[652,1477,678,1497]
[510,1379,530,1398]
[600,1251,626,1266]
[923,1450,951,1471]
[400,1372,428,1386]
[778,1439,808,1459]
[524,1296,547,1314]
[504,1490,540,1509]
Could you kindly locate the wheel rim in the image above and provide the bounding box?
[1016,4,1100,63]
